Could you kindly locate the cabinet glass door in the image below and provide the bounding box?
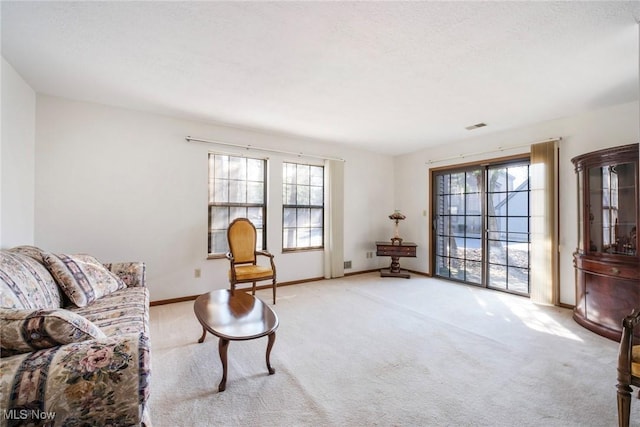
[587,162,637,255]
[577,169,584,253]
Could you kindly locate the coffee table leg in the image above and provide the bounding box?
[266,332,276,375]
[218,338,229,392]
[198,326,207,343]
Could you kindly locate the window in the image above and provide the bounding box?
[433,159,531,296]
[208,153,266,255]
[282,162,324,250]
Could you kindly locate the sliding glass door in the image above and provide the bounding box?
[433,160,531,296]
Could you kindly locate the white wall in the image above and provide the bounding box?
[10,75,636,306]
[394,101,639,306]
[35,95,394,301]
[1,57,36,248]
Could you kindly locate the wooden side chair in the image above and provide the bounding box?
[617,308,640,427]
[226,218,277,304]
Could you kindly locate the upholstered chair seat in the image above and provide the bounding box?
[631,346,640,378]
[230,265,274,281]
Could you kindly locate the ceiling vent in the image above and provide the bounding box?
[465,122,487,131]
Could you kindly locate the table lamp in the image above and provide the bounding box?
[389,210,406,244]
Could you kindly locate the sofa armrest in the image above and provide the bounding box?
[104,262,146,287]
[1,332,150,426]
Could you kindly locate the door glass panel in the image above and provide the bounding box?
[436,256,450,278]
[434,167,484,288]
[486,162,530,295]
[464,238,482,261]
[507,241,529,268]
[507,267,529,294]
[450,195,464,214]
[488,241,507,265]
[488,264,507,290]
[465,261,482,284]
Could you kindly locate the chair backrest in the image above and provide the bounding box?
[227,218,257,264]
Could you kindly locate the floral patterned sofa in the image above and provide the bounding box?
[0,246,151,426]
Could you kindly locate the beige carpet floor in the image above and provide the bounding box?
[147,272,640,426]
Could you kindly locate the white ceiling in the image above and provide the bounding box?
[2,1,639,155]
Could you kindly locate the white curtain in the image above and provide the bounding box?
[324,160,344,279]
[530,139,560,305]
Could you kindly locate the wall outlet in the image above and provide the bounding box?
[366,251,374,258]
[344,261,352,269]
[194,268,201,278]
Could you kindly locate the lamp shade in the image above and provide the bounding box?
[389,211,406,221]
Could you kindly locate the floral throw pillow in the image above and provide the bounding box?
[43,253,127,307]
[0,308,106,355]
[8,245,47,262]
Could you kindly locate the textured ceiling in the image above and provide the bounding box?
[2,1,639,155]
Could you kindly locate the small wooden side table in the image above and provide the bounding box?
[376,241,417,279]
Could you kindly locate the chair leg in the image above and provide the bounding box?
[272,280,276,305]
[252,282,256,295]
[230,283,235,296]
[617,383,632,427]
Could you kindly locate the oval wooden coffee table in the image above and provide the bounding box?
[193,289,278,392]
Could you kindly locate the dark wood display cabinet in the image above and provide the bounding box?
[572,143,639,341]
